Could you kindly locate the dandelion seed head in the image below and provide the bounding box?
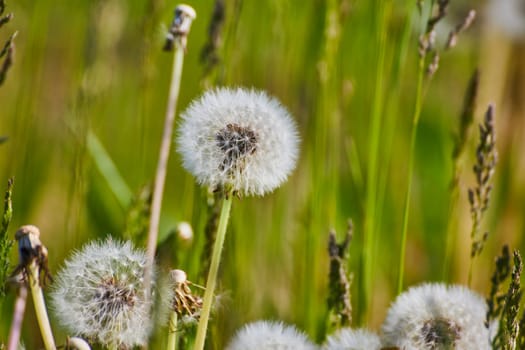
[51,238,153,349]
[225,321,316,350]
[487,0,525,39]
[324,328,381,350]
[177,87,300,196]
[381,283,491,350]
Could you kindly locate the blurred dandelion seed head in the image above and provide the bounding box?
[487,0,525,39]
[225,321,317,350]
[50,238,154,348]
[381,283,490,350]
[177,87,300,196]
[324,328,381,350]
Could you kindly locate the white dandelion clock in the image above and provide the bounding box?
[381,283,491,350]
[324,328,381,350]
[225,321,317,350]
[50,239,154,349]
[177,87,300,196]
[487,0,525,39]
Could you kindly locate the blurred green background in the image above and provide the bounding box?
[1,0,525,348]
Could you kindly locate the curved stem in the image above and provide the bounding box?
[194,195,232,350]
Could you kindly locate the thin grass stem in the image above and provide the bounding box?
[28,262,56,350]
[86,130,133,209]
[397,56,425,294]
[194,194,232,350]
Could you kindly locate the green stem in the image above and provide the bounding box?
[167,311,178,350]
[467,258,474,287]
[144,43,186,297]
[28,262,56,350]
[397,56,425,294]
[442,179,459,281]
[194,194,233,350]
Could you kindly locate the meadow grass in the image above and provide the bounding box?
[1,0,525,348]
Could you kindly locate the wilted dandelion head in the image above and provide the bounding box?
[177,87,300,196]
[324,328,381,350]
[50,238,153,349]
[381,283,490,350]
[225,321,317,350]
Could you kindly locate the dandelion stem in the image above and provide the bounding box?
[28,262,56,350]
[397,55,425,294]
[167,311,178,350]
[144,39,186,297]
[7,285,28,350]
[194,194,232,350]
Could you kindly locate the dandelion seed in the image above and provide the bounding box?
[225,321,317,350]
[177,87,300,196]
[50,238,153,349]
[381,283,491,350]
[324,328,381,350]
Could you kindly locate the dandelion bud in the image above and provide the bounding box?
[170,269,187,284]
[381,283,491,349]
[50,238,154,349]
[176,221,193,242]
[177,88,300,196]
[225,321,317,350]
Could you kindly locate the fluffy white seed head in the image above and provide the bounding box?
[50,238,153,349]
[324,328,381,350]
[381,283,491,350]
[177,87,300,196]
[225,321,317,350]
[487,0,525,39]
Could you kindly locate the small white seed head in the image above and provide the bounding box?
[225,321,317,350]
[176,221,193,241]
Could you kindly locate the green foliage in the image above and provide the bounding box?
[0,0,15,86]
[0,178,13,298]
